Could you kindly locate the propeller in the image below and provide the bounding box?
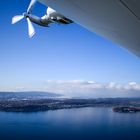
[12,0,36,38]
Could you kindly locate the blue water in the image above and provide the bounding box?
[0,107,140,140]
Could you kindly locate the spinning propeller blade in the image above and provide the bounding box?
[12,15,24,24]
[27,18,35,38]
[27,0,36,14]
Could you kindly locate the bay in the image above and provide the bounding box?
[0,107,140,140]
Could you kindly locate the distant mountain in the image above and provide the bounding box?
[0,91,62,100]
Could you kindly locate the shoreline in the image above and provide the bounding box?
[0,98,140,113]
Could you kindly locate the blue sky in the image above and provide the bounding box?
[0,0,140,96]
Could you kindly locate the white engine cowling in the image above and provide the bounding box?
[47,7,57,16]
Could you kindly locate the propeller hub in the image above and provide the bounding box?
[23,12,29,18]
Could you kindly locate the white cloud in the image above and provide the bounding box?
[1,80,140,98]
[40,80,140,98]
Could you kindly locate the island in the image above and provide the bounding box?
[113,106,140,113]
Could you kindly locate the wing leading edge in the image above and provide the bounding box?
[38,0,140,57]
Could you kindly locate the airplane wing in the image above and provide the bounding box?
[38,0,140,57]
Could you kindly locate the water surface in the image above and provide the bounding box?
[0,107,140,140]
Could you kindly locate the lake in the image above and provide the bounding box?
[0,107,140,140]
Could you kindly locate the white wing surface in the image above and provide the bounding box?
[38,0,140,57]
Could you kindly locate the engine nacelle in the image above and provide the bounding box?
[47,7,58,17]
